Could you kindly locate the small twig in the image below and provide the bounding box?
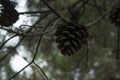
[33,62,49,80]
[0,36,24,64]
[86,0,118,27]
[0,35,17,49]
[8,16,48,79]
[93,0,103,15]
[86,9,110,27]
[9,17,60,79]
[19,10,50,15]
[0,15,48,64]
[8,62,33,80]
[32,17,59,61]
[86,2,107,11]
[0,27,23,36]
[41,0,68,23]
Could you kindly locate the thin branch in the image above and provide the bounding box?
[41,0,68,23]
[0,35,17,49]
[33,62,49,80]
[32,17,59,61]
[0,27,23,36]
[93,0,104,15]
[8,62,32,80]
[7,17,48,79]
[8,17,59,80]
[0,15,48,64]
[0,36,24,64]
[86,2,107,11]
[19,10,51,15]
[86,0,118,27]
[86,9,110,27]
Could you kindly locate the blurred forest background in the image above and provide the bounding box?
[0,0,120,80]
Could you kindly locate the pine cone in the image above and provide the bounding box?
[109,5,120,26]
[55,22,88,56]
[0,1,19,27]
